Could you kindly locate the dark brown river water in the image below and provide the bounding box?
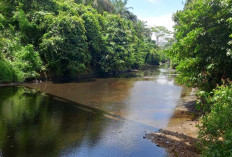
[0,65,186,157]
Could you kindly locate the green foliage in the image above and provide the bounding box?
[0,0,161,82]
[82,11,104,68]
[99,14,136,72]
[145,51,160,65]
[171,0,232,91]
[11,44,43,81]
[0,13,4,29]
[13,9,39,45]
[40,13,90,78]
[171,1,232,156]
[0,59,16,83]
[198,84,232,156]
[0,27,42,82]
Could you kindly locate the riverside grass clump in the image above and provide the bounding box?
[0,0,164,83]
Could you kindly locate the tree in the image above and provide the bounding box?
[110,0,137,21]
[151,26,173,46]
[111,0,128,14]
[169,1,232,156]
[0,0,160,82]
[39,13,90,78]
[171,0,232,91]
[81,0,115,13]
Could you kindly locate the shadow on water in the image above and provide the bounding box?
[52,78,97,84]
[0,87,105,157]
[50,65,162,84]
[0,86,161,157]
[0,64,185,157]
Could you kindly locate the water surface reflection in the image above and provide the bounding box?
[0,65,184,157]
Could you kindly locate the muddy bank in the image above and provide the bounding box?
[146,88,201,157]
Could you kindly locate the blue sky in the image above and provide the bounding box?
[127,0,186,31]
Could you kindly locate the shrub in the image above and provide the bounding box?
[10,44,43,82]
[199,84,232,156]
[0,29,43,82]
[98,14,135,73]
[82,11,104,68]
[145,50,161,65]
[171,0,232,91]
[40,13,90,78]
[0,59,16,83]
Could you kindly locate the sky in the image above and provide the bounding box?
[127,0,186,31]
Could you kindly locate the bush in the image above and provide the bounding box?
[13,9,38,45]
[98,14,135,73]
[0,28,43,82]
[82,11,104,69]
[40,13,90,78]
[171,0,232,91]
[10,45,43,82]
[0,59,16,83]
[145,50,161,65]
[199,84,232,156]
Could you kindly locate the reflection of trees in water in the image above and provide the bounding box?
[139,68,161,77]
[26,76,136,116]
[0,87,110,157]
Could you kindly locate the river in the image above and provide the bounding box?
[0,65,186,157]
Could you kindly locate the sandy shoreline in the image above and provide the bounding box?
[146,88,201,157]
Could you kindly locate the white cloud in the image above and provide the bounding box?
[148,0,161,3]
[138,14,175,41]
[139,14,175,31]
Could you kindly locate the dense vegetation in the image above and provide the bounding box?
[0,0,163,82]
[171,0,232,91]
[170,0,232,156]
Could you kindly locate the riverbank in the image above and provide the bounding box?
[0,65,161,87]
[145,88,201,157]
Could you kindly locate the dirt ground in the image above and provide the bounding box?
[145,88,201,157]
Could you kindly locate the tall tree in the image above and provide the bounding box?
[110,0,137,21]
[111,0,128,14]
[81,0,114,13]
[151,26,173,46]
